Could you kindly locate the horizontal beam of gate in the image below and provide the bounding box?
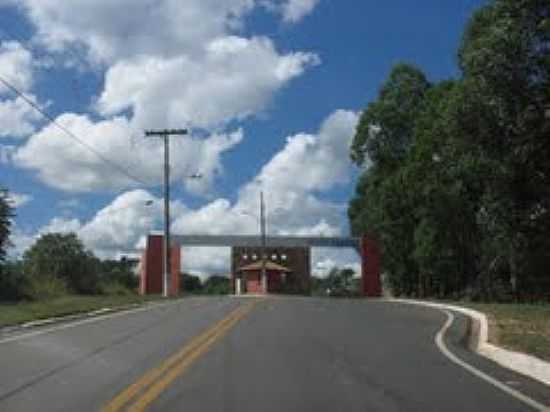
[171,235,361,249]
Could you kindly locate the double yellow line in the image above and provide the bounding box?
[102,301,258,412]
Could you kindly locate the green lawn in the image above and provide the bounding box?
[458,303,550,362]
[0,294,163,328]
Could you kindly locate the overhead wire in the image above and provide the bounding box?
[0,74,152,187]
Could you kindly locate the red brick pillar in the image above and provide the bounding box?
[139,234,181,296]
[361,236,382,297]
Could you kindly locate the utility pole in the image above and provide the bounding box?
[260,190,267,293]
[145,128,188,298]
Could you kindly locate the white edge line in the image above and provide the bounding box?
[0,300,180,345]
[389,299,550,386]
[436,310,549,412]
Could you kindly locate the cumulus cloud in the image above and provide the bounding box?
[79,190,168,257]
[10,3,319,191]
[0,95,42,138]
[17,0,256,64]
[0,41,42,138]
[97,36,319,130]
[0,41,34,93]
[14,114,243,192]
[10,109,360,274]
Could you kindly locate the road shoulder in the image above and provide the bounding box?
[389,299,550,409]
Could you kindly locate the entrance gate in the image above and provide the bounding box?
[139,234,381,297]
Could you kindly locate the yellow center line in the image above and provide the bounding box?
[127,301,256,412]
[101,300,258,412]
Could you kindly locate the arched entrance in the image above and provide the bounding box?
[139,234,381,297]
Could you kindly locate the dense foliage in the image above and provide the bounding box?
[0,188,13,267]
[349,0,550,302]
[311,268,360,297]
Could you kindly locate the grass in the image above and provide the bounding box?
[457,302,550,362]
[0,294,164,328]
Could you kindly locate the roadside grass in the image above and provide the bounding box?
[0,294,164,328]
[457,302,550,362]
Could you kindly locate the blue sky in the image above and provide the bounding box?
[0,0,484,275]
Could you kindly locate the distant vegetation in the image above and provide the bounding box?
[349,0,550,302]
[180,273,231,295]
[311,268,361,298]
[0,210,139,302]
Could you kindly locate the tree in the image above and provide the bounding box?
[311,268,359,297]
[351,63,430,169]
[23,233,100,295]
[350,64,431,297]
[99,259,139,291]
[0,188,14,266]
[180,273,202,293]
[458,0,550,299]
[202,275,230,295]
[349,0,550,302]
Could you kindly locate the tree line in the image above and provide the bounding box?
[349,0,550,302]
[0,191,231,301]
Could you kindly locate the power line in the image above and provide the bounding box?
[0,74,151,187]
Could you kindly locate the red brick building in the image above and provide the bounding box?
[231,246,311,295]
[237,261,291,294]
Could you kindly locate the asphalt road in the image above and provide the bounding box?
[0,297,548,412]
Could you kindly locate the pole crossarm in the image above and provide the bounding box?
[170,234,362,250]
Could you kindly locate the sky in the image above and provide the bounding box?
[0,0,485,277]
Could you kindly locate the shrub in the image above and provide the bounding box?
[99,281,134,296]
[22,275,68,301]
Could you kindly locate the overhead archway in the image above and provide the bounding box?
[139,233,381,297]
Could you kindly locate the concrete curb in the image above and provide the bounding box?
[391,299,550,387]
[0,300,171,336]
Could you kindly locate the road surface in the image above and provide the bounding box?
[0,297,548,411]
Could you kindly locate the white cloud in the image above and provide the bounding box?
[8,2,319,192]
[14,113,243,192]
[18,0,256,64]
[98,36,319,130]
[263,0,319,23]
[282,0,319,22]
[182,247,232,277]
[312,249,361,278]
[10,109,359,275]
[0,41,42,138]
[0,41,34,93]
[78,190,166,257]
[40,216,82,234]
[6,192,32,208]
[0,95,42,138]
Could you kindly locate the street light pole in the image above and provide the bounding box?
[145,128,188,298]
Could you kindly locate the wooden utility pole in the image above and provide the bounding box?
[145,129,188,297]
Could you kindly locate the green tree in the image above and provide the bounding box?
[99,259,139,291]
[180,273,202,293]
[458,0,550,299]
[202,275,230,295]
[23,233,100,295]
[350,64,431,297]
[351,63,430,169]
[0,188,14,266]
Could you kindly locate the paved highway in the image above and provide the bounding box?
[0,297,548,411]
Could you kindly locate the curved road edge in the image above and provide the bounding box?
[390,298,550,412]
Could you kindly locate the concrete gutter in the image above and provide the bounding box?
[392,299,550,387]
